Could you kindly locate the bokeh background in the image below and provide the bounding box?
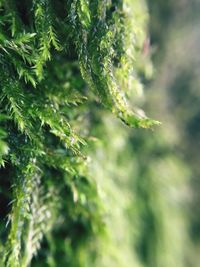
[131,0,200,266]
[88,1,200,266]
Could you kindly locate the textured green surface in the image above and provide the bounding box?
[1,1,198,266]
[0,1,155,266]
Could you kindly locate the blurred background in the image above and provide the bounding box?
[136,0,200,266]
[146,1,200,265]
[88,1,200,267]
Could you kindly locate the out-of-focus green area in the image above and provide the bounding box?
[147,1,200,265]
[132,0,200,267]
[88,1,200,267]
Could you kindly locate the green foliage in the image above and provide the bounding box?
[71,0,159,128]
[0,1,157,266]
[1,1,198,267]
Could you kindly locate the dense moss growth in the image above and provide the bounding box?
[0,1,156,266]
[1,1,199,267]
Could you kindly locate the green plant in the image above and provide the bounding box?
[0,1,157,266]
